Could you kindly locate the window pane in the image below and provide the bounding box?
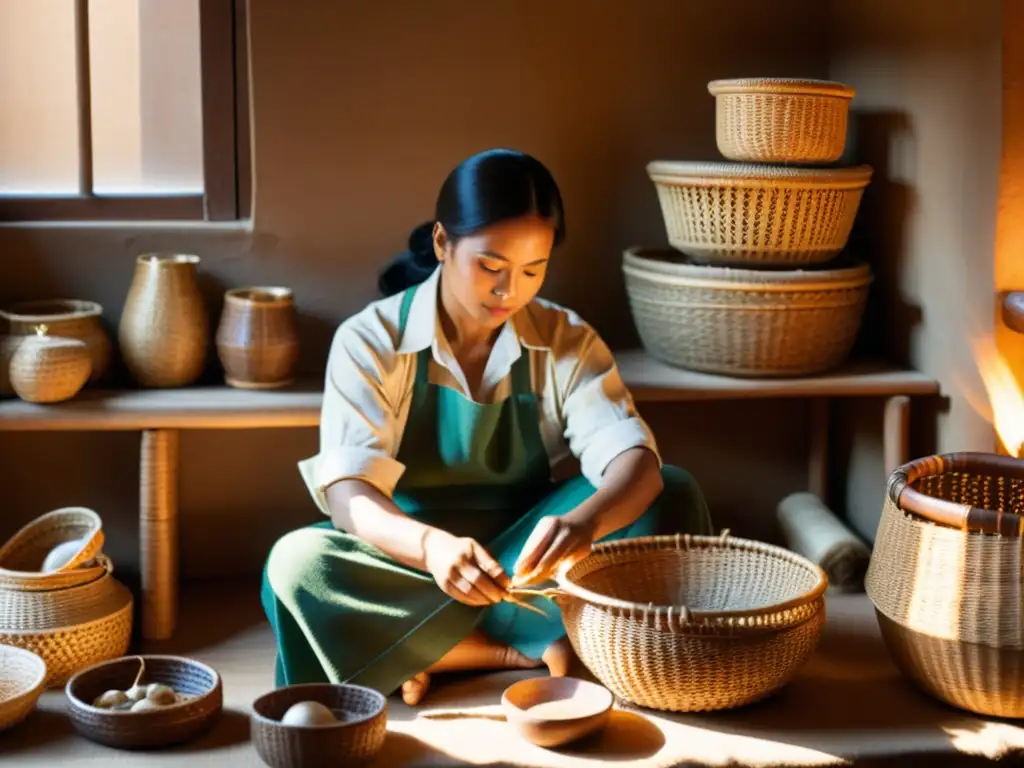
[90,0,203,194]
[0,0,80,195]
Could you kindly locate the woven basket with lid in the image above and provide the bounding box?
[647,161,872,267]
[622,247,872,377]
[708,78,855,164]
[516,532,827,713]
[866,452,1024,718]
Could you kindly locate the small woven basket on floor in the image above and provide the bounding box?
[646,161,872,267]
[0,506,104,591]
[708,78,855,164]
[622,247,872,377]
[523,531,827,713]
[0,644,46,732]
[866,452,1024,717]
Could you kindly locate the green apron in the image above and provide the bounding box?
[260,283,713,696]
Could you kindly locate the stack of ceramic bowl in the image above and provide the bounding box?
[625,78,875,378]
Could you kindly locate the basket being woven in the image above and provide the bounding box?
[646,161,872,267]
[622,247,871,377]
[866,452,1024,717]
[708,78,855,164]
[522,532,827,713]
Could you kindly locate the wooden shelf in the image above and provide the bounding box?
[0,350,940,432]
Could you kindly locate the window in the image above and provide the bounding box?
[0,0,249,222]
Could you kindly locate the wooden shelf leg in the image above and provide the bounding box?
[808,398,829,500]
[884,395,911,477]
[140,428,179,641]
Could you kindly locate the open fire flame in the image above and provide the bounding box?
[970,335,1024,458]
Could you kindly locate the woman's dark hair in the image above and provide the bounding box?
[378,148,566,296]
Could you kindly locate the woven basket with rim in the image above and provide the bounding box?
[646,161,872,267]
[0,644,47,732]
[251,682,388,766]
[66,655,223,749]
[516,531,827,713]
[866,452,1024,717]
[622,247,872,377]
[0,507,104,591]
[708,78,855,164]
[0,557,133,688]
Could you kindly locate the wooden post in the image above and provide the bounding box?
[883,396,911,477]
[140,428,179,641]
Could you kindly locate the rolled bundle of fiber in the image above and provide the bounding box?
[777,492,871,592]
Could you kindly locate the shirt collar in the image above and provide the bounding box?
[396,265,551,354]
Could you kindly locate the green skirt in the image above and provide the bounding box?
[260,465,712,696]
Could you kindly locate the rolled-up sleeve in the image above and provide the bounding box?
[558,321,661,487]
[298,320,405,516]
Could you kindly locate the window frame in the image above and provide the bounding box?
[0,0,250,223]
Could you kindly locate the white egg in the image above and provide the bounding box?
[281,700,337,727]
[131,698,162,712]
[41,537,87,572]
[124,684,148,702]
[145,683,177,706]
[92,689,128,709]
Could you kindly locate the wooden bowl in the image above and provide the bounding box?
[501,676,614,748]
[65,655,223,749]
[251,682,388,767]
[0,644,46,731]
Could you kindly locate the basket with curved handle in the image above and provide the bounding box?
[887,452,1024,536]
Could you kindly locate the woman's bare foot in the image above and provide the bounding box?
[401,672,431,706]
[541,636,575,677]
[399,630,544,706]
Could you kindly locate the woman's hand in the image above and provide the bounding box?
[423,529,510,607]
[512,515,595,587]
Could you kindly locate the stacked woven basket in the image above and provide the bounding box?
[625,78,875,377]
[0,508,133,692]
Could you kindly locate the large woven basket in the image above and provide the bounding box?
[0,506,105,591]
[708,78,855,164]
[0,557,133,688]
[866,452,1024,717]
[646,161,872,267]
[0,644,46,732]
[622,247,872,377]
[517,532,827,713]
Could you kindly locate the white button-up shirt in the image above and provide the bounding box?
[298,265,660,515]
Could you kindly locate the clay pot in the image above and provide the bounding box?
[216,287,299,390]
[0,300,112,384]
[118,254,209,388]
[9,326,92,403]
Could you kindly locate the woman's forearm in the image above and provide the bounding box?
[325,479,445,572]
[564,447,664,541]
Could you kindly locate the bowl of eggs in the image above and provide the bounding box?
[65,654,223,749]
[250,682,388,767]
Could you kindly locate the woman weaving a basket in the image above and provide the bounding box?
[260,149,714,706]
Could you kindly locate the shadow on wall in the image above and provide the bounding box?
[844,108,922,368]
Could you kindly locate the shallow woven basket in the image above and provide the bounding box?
[66,655,223,749]
[866,452,1024,717]
[0,644,46,732]
[251,682,388,766]
[517,532,827,713]
[708,78,855,164]
[622,247,872,377]
[0,558,133,688]
[0,506,105,591]
[646,161,872,267]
